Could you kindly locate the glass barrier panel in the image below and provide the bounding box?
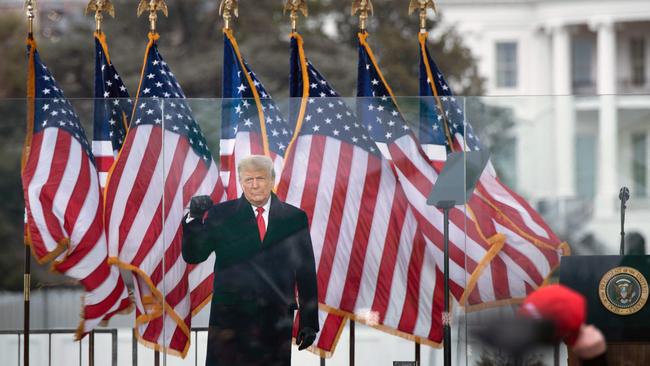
[4,95,649,364]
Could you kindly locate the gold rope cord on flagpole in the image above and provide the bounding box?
[137,0,168,33]
[86,0,115,32]
[284,0,307,33]
[351,0,373,32]
[408,0,436,34]
[219,0,238,30]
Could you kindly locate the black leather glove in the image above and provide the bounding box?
[296,327,316,351]
[189,195,213,219]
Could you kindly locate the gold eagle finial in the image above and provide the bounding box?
[137,0,168,32]
[24,0,36,35]
[219,0,239,29]
[408,0,437,33]
[351,0,373,32]
[284,0,308,32]
[85,0,115,32]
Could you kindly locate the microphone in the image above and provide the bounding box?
[619,186,629,255]
[619,187,630,204]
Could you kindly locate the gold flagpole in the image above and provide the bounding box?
[23,2,36,366]
[408,0,437,34]
[281,0,309,171]
[83,3,115,364]
[219,0,239,30]
[351,0,373,33]
[137,0,168,34]
[409,1,439,363]
[86,0,115,33]
[284,0,308,33]
[136,3,167,365]
[409,6,449,364]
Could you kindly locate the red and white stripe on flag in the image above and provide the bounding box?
[23,129,133,338]
[388,133,567,308]
[92,140,115,188]
[278,133,444,347]
[22,39,132,339]
[421,132,568,307]
[354,33,569,309]
[105,123,224,356]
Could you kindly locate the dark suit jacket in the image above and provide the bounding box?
[181,193,319,365]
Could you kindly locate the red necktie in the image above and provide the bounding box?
[256,206,266,241]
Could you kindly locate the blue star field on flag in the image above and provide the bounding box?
[93,34,131,153]
[31,46,93,163]
[290,37,380,157]
[132,41,211,163]
[419,44,483,152]
[221,34,293,156]
[357,41,413,146]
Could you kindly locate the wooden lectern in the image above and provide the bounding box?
[560,255,650,365]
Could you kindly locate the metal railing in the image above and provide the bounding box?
[0,327,215,366]
[1,325,373,366]
[0,328,117,366]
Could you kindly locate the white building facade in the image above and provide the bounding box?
[438,0,650,253]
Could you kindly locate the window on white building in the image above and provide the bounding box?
[576,135,596,198]
[572,37,594,93]
[632,132,647,197]
[495,42,518,88]
[630,37,647,87]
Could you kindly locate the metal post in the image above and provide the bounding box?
[155,350,160,366]
[89,331,95,366]
[24,246,30,366]
[349,320,355,366]
[443,207,451,366]
[79,335,82,366]
[132,328,138,366]
[112,330,118,366]
[415,342,420,365]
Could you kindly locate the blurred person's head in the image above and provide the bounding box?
[520,284,606,361]
[475,284,607,362]
[519,284,586,346]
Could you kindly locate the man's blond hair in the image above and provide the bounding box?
[237,155,275,180]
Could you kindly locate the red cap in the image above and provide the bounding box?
[519,284,587,346]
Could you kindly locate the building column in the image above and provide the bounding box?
[592,18,618,218]
[551,23,576,197]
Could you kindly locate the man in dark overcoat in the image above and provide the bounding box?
[182,155,319,366]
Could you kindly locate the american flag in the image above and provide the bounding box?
[220,30,348,356]
[358,32,517,306]
[103,33,224,356]
[220,29,293,199]
[278,33,444,348]
[21,38,132,339]
[92,31,131,188]
[415,33,568,305]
